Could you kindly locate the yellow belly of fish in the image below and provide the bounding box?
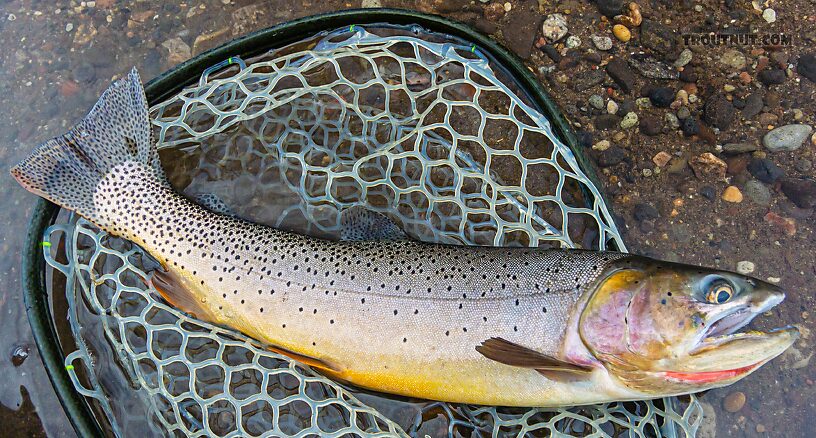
[223,309,629,407]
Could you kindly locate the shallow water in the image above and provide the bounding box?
[1,1,813,437]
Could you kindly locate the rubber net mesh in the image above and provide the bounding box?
[42,25,704,437]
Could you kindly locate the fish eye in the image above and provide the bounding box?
[706,281,734,304]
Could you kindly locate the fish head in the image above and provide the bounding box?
[578,257,798,395]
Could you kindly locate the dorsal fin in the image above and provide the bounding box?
[476,337,592,376]
[339,206,407,241]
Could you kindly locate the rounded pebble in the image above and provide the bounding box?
[736,261,756,275]
[566,35,582,48]
[607,100,619,114]
[744,179,771,206]
[592,139,611,151]
[620,111,638,129]
[722,186,743,203]
[724,392,746,413]
[665,112,680,130]
[762,8,776,23]
[763,124,813,152]
[591,35,613,51]
[589,94,604,110]
[612,24,631,42]
[795,158,812,173]
[541,14,569,42]
[674,49,692,67]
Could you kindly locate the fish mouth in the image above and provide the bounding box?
[668,289,799,382]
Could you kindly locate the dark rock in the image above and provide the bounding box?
[633,203,660,221]
[681,117,700,136]
[640,20,677,60]
[606,58,636,94]
[594,0,625,17]
[542,45,561,62]
[472,19,498,36]
[731,97,745,109]
[576,130,593,148]
[764,91,780,108]
[501,0,540,59]
[618,99,635,114]
[640,117,662,136]
[640,84,656,98]
[703,95,735,130]
[797,52,816,83]
[594,145,627,167]
[747,158,784,183]
[594,114,622,130]
[573,69,606,91]
[649,87,675,108]
[679,67,697,83]
[583,51,603,64]
[742,92,764,119]
[72,63,96,84]
[558,54,580,70]
[700,185,716,200]
[726,155,750,175]
[780,178,816,209]
[770,51,789,67]
[722,143,759,154]
[758,69,786,86]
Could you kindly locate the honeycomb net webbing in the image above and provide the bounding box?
[42,24,703,437]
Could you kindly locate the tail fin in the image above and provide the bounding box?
[10,68,166,221]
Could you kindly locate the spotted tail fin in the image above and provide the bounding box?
[10,68,166,223]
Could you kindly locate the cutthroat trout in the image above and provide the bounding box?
[11,70,798,407]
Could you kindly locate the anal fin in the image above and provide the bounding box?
[476,337,592,381]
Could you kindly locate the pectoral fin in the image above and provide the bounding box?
[476,337,592,380]
[149,268,211,321]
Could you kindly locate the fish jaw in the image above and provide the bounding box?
[664,326,799,384]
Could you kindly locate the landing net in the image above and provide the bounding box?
[42,24,703,437]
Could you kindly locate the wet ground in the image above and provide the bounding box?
[0,0,813,436]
